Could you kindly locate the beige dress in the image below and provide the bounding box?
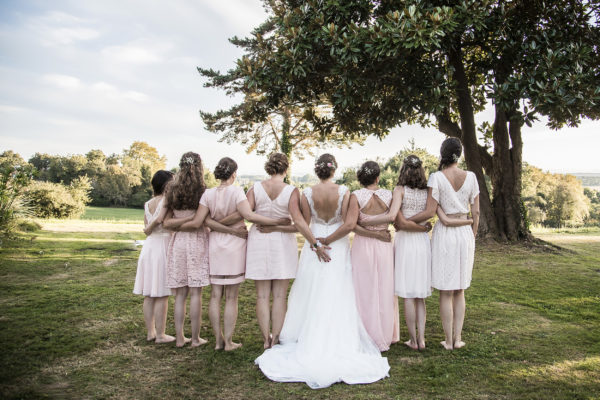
[200,185,247,285]
[245,182,298,280]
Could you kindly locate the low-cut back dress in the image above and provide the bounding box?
[429,171,479,290]
[351,188,400,351]
[255,185,390,389]
[245,182,298,280]
[133,197,172,297]
[394,186,431,298]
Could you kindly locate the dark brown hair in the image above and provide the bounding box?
[214,157,238,180]
[438,137,462,171]
[165,152,206,210]
[151,170,174,196]
[264,153,289,176]
[356,161,380,186]
[314,153,337,180]
[397,155,428,189]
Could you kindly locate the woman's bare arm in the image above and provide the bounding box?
[318,193,358,246]
[204,216,248,239]
[407,188,438,223]
[436,207,474,227]
[177,204,210,231]
[289,189,331,262]
[237,200,290,226]
[471,195,480,238]
[360,186,403,225]
[163,209,195,230]
[353,224,391,242]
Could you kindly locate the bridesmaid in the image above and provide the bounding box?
[408,138,480,350]
[245,153,299,349]
[178,157,290,351]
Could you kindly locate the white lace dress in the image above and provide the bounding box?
[429,171,479,290]
[255,185,390,389]
[394,186,431,298]
[133,198,173,297]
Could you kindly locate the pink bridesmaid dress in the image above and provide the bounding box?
[200,185,247,285]
[351,188,400,351]
[245,182,298,280]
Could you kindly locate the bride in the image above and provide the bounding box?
[255,154,390,389]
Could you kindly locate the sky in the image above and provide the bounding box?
[0,0,598,175]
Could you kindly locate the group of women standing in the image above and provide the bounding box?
[133,137,480,389]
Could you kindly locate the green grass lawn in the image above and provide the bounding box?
[0,218,599,399]
[82,206,144,222]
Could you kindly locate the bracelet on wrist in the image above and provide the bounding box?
[311,240,322,249]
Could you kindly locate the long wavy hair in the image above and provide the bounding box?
[397,155,428,189]
[165,152,206,210]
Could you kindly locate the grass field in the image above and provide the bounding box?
[82,206,144,222]
[0,208,599,399]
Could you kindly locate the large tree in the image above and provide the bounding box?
[209,0,599,241]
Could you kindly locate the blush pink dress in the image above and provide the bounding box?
[245,182,298,280]
[200,185,247,285]
[166,208,210,288]
[133,197,172,297]
[351,188,400,351]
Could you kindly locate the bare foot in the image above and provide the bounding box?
[454,340,466,349]
[440,340,453,350]
[215,335,225,350]
[147,335,156,342]
[191,338,208,347]
[418,340,426,350]
[224,342,243,351]
[176,337,191,347]
[155,334,176,344]
[404,340,419,350]
[271,334,280,347]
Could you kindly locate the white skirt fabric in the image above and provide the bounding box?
[133,232,172,297]
[430,223,475,291]
[255,222,390,389]
[394,231,432,298]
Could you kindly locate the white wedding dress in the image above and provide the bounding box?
[255,185,390,389]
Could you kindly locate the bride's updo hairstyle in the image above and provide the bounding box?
[356,161,380,187]
[264,153,289,176]
[397,155,428,190]
[438,137,462,171]
[314,153,337,180]
[166,152,205,210]
[214,157,238,180]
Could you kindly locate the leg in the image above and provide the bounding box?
[190,287,208,347]
[452,290,466,348]
[209,285,224,349]
[223,284,242,351]
[174,287,190,347]
[255,280,272,349]
[143,296,156,341]
[154,296,175,343]
[271,279,290,346]
[403,298,418,350]
[416,298,426,349]
[439,290,454,350]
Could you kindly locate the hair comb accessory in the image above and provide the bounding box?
[184,156,194,165]
[452,153,460,162]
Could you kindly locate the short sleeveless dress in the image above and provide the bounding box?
[394,186,431,298]
[429,171,480,290]
[133,197,172,297]
[351,188,400,351]
[245,182,298,280]
[166,208,210,288]
[200,185,247,285]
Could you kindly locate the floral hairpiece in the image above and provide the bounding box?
[452,153,460,163]
[404,157,421,167]
[315,161,337,169]
[184,156,194,165]
[361,167,376,175]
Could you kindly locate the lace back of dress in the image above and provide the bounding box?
[401,186,428,219]
[303,185,346,225]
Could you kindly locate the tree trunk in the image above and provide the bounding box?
[448,46,499,239]
[280,107,292,183]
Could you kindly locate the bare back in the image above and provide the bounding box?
[441,166,468,192]
[361,194,389,216]
[307,183,342,222]
[261,179,288,202]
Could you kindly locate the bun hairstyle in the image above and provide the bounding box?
[438,137,462,171]
[397,154,428,189]
[356,161,380,187]
[166,152,206,210]
[314,153,337,180]
[151,170,174,196]
[214,157,238,180]
[264,153,289,176]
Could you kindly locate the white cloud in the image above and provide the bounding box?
[101,45,160,64]
[27,11,100,46]
[42,74,81,90]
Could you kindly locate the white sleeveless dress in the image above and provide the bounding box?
[255,185,390,389]
[394,186,431,298]
[429,171,480,290]
[133,198,172,297]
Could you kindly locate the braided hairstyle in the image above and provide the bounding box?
[397,155,427,189]
[314,153,337,180]
[165,152,206,210]
[438,138,462,171]
[356,161,381,186]
[214,157,238,180]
